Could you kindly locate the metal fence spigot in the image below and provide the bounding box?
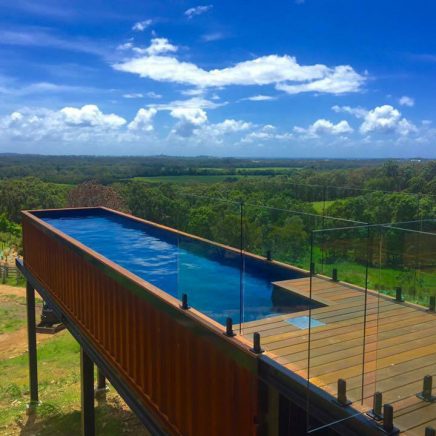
[224,317,235,337]
[395,287,404,302]
[310,262,315,275]
[417,375,436,402]
[336,378,351,406]
[368,391,383,420]
[425,427,436,436]
[181,293,189,310]
[383,404,394,433]
[250,332,264,354]
[429,296,435,312]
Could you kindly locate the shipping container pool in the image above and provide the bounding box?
[37,208,322,325]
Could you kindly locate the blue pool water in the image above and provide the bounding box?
[40,210,318,325]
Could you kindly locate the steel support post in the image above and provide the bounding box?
[80,346,95,436]
[26,282,39,412]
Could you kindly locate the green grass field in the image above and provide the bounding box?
[130,174,265,184]
[312,259,436,306]
[311,200,335,214]
[0,294,29,335]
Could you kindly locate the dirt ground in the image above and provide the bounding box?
[0,284,26,299]
[0,285,53,360]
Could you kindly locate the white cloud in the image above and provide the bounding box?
[201,32,226,42]
[150,96,223,111]
[132,20,153,32]
[117,42,134,50]
[146,91,162,99]
[114,50,365,95]
[60,104,126,128]
[276,66,365,95]
[359,105,416,136]
[171,117,253,141]
[396,118,417,136]
[241,125,293,144]
[170,107,207,125]
[245,95,276,101]
[333,104,418,137]
[128,108,156,131]
[159,95,253,139]
[331,105,367,118]
[0,28,107,56]
[123,93,144,99]
[169,110,206,138]
[185,5,213,19]
[0,81,94,96]
[143,38,178,55]
[207,119,252,134]
[124,91,161,99]
[124,38,178,56]
[399,96,415,107]
[181,88,205,97]
[0,105,159,147]
[294,119,353,137]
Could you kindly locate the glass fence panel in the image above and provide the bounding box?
[175,195,243,327]
[307,226,375,431]
[240,203,317,342]
[373,227,436,435]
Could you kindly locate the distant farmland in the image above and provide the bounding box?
[129,174,269,184]
[311,200,335,213]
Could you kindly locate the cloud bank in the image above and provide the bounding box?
[113,38,366,95]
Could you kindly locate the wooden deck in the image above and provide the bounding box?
[242,277,436,435]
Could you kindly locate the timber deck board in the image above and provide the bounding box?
[241,276,436,435]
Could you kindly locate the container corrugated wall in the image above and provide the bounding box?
[23,213,261,435]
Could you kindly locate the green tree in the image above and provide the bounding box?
[0,177,68,222]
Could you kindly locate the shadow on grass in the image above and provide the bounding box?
[18,399,149,435]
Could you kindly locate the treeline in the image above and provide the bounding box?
[287,160,436,197]
[0,174,435,226]
[0,154,403,184]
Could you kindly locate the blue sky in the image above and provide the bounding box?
[0,0,435,157]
